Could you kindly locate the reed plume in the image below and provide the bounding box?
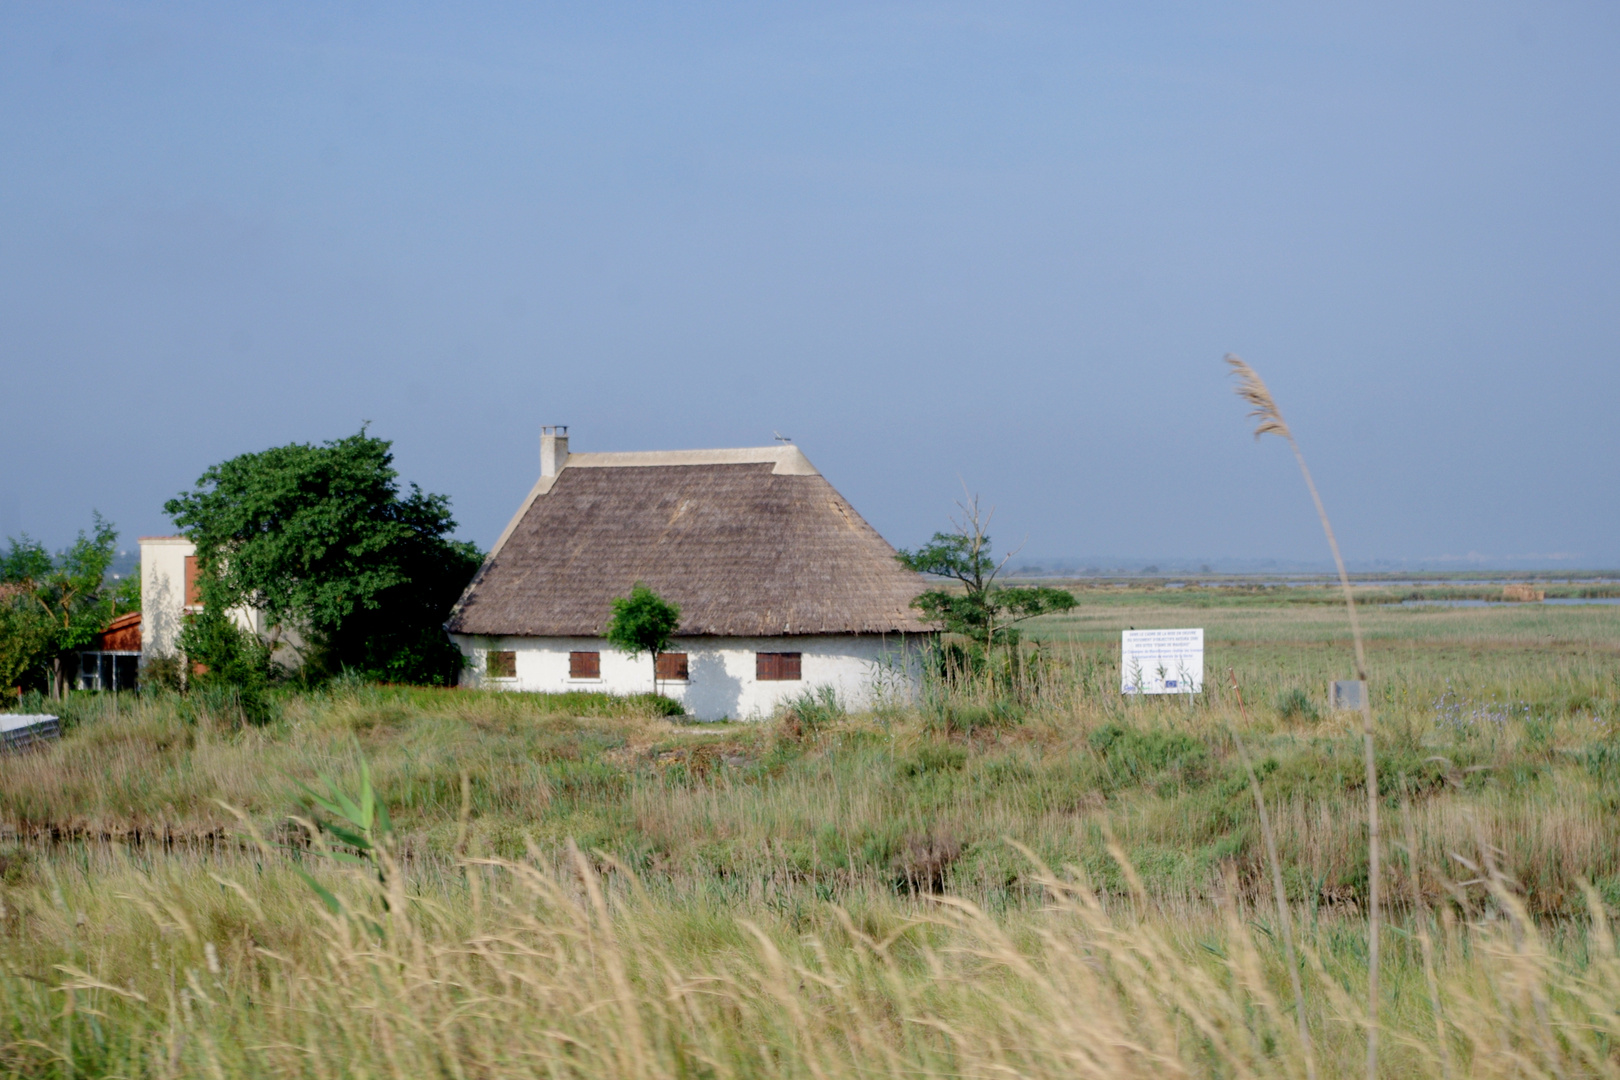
[1226,352,1382,1080]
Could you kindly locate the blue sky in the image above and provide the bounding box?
[2,2,1617,568]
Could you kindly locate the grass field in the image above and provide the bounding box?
[3,584,1620,1078]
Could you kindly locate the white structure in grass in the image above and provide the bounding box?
[1120,628,1204,694]
[139,535,270,664]
[447,428,932,721]
[0,713,61,752]
[460,634,915,719]
[139,536,197,661]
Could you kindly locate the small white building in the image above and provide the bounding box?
[446,429,932,720]
[139,536,200,662]
[139,535,271,665]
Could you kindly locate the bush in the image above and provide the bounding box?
[627,692,686,718]
[10,688,47,716]
[1275,688,1319,723]
[891,831,965,894]
[930,698,1025,736]
[177,608,276,726]
[140,655,184,693]
[1584,739,1620,782]
[782,686,844,731]
[1088,723,1211,787]
[896,742,968,778]
[543,759,628,801]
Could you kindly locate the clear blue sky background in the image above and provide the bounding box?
[3,2,1616,569]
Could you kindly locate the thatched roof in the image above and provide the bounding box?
[447,445,930,638]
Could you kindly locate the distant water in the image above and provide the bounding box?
[1398,598,1620,607]
[1157,578,1620,590]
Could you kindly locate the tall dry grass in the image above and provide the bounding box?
[1229,353,1384,1080]
[3,824,1619,1079]
[4,671,1619,915]
[4,612,1620,1077]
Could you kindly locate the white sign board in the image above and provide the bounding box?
[1121,629,1204,694]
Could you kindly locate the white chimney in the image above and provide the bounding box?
[541,425,570,477]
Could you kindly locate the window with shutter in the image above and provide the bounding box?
[570,651,601,679]
[486,651,517,679]
[756,652,802,681]
[654,653,688,681]
[184,556,202,606]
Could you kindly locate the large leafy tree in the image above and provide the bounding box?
[895,494,1075,649]
[0,514,134,698]
[164,430,483,685]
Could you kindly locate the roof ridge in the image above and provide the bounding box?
[564,445,817,475]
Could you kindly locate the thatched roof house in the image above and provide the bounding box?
[447,429,930,719]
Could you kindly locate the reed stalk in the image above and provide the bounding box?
[1400,775,1453,1080]
[1227,667,1316,1080]
[1227,353,1381,1080]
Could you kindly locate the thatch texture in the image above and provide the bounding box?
[448,459,930,637]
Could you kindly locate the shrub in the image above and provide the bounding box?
[543,759,627,801]
[1584,738,1620,782]
[177,607,276,725]
[896,742,968,778]
[783,686,844,731]
[1275,688,1319,723]
[929,698,1025,736]
[139,654,184,693]
[891,831,965,893]
[1087,723,1211,787]
[0,845,31,886]
[626,692,686,718]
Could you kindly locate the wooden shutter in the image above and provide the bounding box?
[655,653,688,681]
[487,651,517,678]
[184,556,201,606]
[756,652,802,681]
[570,651,601,679]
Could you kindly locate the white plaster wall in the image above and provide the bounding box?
[139,537,270,662]
[451,634,925,721]
[140,538,192,660]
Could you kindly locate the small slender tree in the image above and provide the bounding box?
[0,514,133,698]
[895,493,1075,652]
[604,583,682,695]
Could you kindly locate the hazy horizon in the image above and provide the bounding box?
[4,4,1617,567]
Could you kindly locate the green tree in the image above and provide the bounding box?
[0,536,53,584]
[0,592,54,700]
[895,494,1075,650]
[164,429,484,685]
[604,583,682,694]
[0,515,130,698]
